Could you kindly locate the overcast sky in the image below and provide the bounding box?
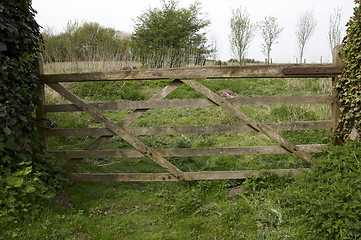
[32,0,356,63]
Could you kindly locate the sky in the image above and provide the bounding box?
[32,0,356,63]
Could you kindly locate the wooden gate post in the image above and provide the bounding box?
[35,57,48,150]
[331,45,344,143]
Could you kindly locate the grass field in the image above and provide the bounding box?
[5,63,353,240]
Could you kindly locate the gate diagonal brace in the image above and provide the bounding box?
[181,79,314,166]
[62,79,183,170]
[47,82,192,181]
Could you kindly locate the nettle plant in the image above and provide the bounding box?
[335,0,361,142]
[0,0,65,225]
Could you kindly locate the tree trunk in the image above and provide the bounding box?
[300,45,304,64]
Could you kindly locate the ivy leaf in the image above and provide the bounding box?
[6,136,18,150]
[3,127,11,135]
[0,23,6,30]
[0,42,7,53]
[2,155,11,164]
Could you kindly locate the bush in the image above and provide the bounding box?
[41,20,131,63]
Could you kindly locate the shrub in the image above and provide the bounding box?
[41,20,131,63]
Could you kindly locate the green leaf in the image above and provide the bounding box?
[23,185,36,193]
[7,196,16,203]
[3,127,12,135]
[19,115,28,123]
[5,136,18,150]
[20,166,32,176]
[7,177,24,188]
[2,155,11,164]
[0,42,7,52]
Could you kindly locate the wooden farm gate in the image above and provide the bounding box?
[36,48,344,182]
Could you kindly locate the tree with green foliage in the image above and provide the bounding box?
[42,21,131,62]
[229,7,256,65]
[258,16,283,64]
[131,0,210,68]
[335,0,361,143]
[0,0,65,228]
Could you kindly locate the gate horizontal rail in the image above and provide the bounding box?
[67,169,312,182]
[52,144,326,159]
[46,121,333,137]
[44,95,333,112]
[39,64,342,83]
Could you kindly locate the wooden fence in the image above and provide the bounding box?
[36,47,344,182]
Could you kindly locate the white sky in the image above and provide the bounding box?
[32,0,355,63]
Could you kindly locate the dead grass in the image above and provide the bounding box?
[43,60,142,74]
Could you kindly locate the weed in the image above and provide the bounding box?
[280,141,361,239]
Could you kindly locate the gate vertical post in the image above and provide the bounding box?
[35,57,48,150]
[331,45,344,144]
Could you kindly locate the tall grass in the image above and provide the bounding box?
[43,60,141,74]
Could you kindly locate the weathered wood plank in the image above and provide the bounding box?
[331,77,341,130]
[47,120,333,137]
[67,168,311,182]
[182,79,315,165]
[44,95,333,112]
[35,58,48,150]
[62,80,183,170]
[47,82,191,181]
[282,66,342,75]
[51,144,326,159]
[231,95,333,106]
[40,64,342,83]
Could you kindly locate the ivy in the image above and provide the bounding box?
[335,0,361,142]
[0,0,66,227]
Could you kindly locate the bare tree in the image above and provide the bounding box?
[259,16,283,64]
[208,34,219,64]
[229,7,256,65]
[296,10,317,63]
[328,7,343,53]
